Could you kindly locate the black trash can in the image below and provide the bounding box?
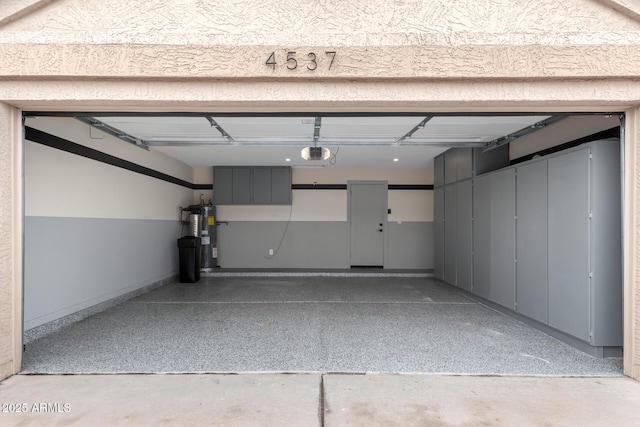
[177,236,201,283]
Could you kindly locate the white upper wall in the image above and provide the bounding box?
[293,168,433,185]
[25,117,193,220]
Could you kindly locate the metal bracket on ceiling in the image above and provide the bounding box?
[313,116,322,144]
[482,115,569,152]
[75,117,150,150]
[395,116,434,145]
[205,116,236,143]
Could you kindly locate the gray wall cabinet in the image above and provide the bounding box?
[271,167,293,204]
[252,167,272,204]
[471,169,516,308]
[444,183,458,285]
[438,148,474,185]
[457,149,474,181]
[456,179,473,292]
[435,139,622,353]
[213,167,233,205]
[472,174,491,300]
[434,155,445,188]
[231,168,252,204]
[434,187,445,280]
[547,149,591,342]
[444,150,458,184]
[488,168,516,310]
[435,147,473,286]
[515,160,548,324]
[589,141,623,346]
[214,166,292,205]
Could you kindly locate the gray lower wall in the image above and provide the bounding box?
[217,221,433,269]
[218,221,350,269]
[24,216,181,330]
[386,222,434,269]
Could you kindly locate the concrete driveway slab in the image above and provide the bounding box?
[0,374,321,427]
[323,374,640,427]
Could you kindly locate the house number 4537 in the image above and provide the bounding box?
[265,51,337,71]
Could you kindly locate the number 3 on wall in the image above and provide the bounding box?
[265,51,336,71]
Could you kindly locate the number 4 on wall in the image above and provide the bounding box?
[265,52,277,70]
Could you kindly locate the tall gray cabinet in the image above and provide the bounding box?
[434,148,474,289]
[474,168,516,310]
[515,160,548,324]
[434,139,622,355]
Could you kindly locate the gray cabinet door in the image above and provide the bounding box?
[434,155,445,188]
[456,179,473,292]
[548,149,590,342]
[434,187,445,280]
[457,149,473,181]
[473,175,491,299]
[444,183,457,285]
[252,168,272,204]
[444,150,458,185]
[271,167,292,205]
[213,167,233,205]
[490,168,516,310]
[516,160,548,324]
[590,140,622,346]
[232,168,252,204]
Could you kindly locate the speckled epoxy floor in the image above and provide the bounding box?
[22,276,623,375]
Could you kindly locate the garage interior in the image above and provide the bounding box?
[20,112,624,375]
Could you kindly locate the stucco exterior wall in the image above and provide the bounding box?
[0,103,21,380]
[0,0,640,380]
[626,107,640,379]
[2,0,640,45]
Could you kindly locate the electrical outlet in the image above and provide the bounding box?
[269,249,274,256]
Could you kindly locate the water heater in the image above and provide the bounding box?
[200,206,217,270]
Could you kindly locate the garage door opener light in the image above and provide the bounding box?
[301,146,331,160]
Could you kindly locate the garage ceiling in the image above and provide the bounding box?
[85,114,554,168]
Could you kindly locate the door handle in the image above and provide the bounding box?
[377,229,384,232]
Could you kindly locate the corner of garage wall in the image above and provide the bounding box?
[22,117,194,335]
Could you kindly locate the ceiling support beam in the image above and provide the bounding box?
[74,117,149,150]
[205,116,236,143]
[395,116,434,145]
[313,116,322,144]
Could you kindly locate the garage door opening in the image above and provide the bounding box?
[20,112,624,375]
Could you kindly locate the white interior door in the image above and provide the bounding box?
[349,182,387,266]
